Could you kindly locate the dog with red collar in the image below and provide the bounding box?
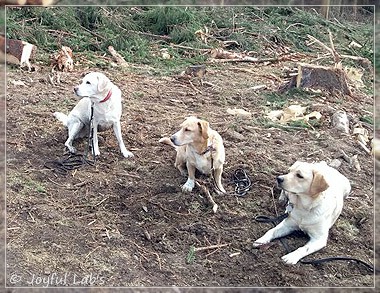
[53,72,134,158]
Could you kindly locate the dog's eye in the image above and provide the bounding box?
[296,173,304,179]
[86,81,91,84]
[184,128,190,132]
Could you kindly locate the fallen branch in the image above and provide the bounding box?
[195,181,218,213]
[132,30,171,41]
[169,43,211,52]
[108,46,128,67]
[307,33,340,64]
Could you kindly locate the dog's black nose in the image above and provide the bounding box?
[170,136,175,143]
[73,86,78,93]
[276,176,284,184]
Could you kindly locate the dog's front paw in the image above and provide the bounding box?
[281,251,301,265]
[253,236,271,247]
[66,145,76,154]
[182,179,195,193]
[122,150,134,158]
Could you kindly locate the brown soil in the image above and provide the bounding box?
[5,57,374,288]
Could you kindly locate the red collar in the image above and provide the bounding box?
[100,90,112,103]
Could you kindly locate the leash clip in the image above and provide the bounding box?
[285,202,294,214]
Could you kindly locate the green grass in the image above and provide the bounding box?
[5,6,374,76]
[360,115,374,125]
[186,245,196,264]
[8,173,47,195]
[264,88,320,109]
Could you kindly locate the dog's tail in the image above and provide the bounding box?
[159,137,177,149]
[53,112,68,127]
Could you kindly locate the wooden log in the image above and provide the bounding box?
[108,46,128,67]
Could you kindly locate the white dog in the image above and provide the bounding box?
[253,161,351,264]
[159,116,226,194]
[53,72,133,158]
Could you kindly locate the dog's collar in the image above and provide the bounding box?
[100,90,112,103]
[199,144,214,155]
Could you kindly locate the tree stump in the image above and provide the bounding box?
[279,63,352,96]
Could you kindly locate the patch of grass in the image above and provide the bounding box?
[264,92,289,109]
[264,88,321,109]
[8,173,47,195]
[186,245,196,264]
[25,179,47,194]
[336,219,360,241]
[5,6,373,74]
[255,116,317,132]
[288,119,321,129]
[360,115,373,125]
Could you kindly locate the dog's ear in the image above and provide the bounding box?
[97,75,111,93]
[198,120,209,140]
[309,170,329,197]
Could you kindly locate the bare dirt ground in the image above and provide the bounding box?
[5,52,374,288]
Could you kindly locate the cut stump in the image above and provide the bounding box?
[279,63,352,96]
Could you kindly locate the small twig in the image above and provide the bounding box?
[169,43,211,52]
[188,80,202,94]
[85,246,101,259]
[73,180,90,188]
[270,186,278,216]
[48,177,68,188]
[194,243,230,252]
[285,22,307,31]
[116,172,141,179]
[207,57,277,63]
[94,196,109,207]
[27,211,35,223]
[357,140,371,155]
[340,150,351,163]
[131,30,171,41]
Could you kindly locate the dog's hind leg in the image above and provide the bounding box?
[112,121,134,158]
[65,120,84,153]
[213,167,226,194]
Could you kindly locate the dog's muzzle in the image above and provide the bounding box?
[170,135,178,146]
[276,176,284,187]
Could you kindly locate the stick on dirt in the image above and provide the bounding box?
[195,181,218,213]
[194,243,230,252]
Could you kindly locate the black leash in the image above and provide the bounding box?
[254,213,376,273]
[45,103,96,174]
[44,153,95,175]
[232,168,252,196]
[85,102,96,163]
